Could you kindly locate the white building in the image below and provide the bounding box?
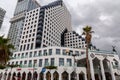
[1,47,120,80]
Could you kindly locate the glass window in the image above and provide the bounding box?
[62,49,66,55]
[43,50,47,56]
[39,59,42,67]
[34,51,37,57]
[56,49,60,55]
[67,59,72,66]
[33,60,37,67]
[49,49,52,55]
[24,60,27,64]
[51,58,54,66]
[44,59,49,66]
[59,58,64,66]
[29,52,32,57]
[25,52,28,57]
[28,60,32,67]
[20,61,22,66]
[38,51,42,56]
[75,51,79,56]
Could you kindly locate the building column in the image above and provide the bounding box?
[37,73,40,80]
[109,61,116,80]
[77,73,79,80]
[90,59,95,80]
[51,72,53,80]
[100,60,106,80]
[44,73,46,80]
[59,73,61,80]
[26,73,28,80]
[84,73,87,80]
[69,73,71,80]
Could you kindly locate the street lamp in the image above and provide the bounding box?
[66,49,77,80]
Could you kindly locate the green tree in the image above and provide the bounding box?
[82,26,94,80]
[0,36,14,65]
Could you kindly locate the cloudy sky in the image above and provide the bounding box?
[0,0,120,54]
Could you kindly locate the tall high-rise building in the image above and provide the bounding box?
[19,0,72,51]
[8,0,40,52]
[0,7,6,29]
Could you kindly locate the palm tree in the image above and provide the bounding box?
[82,26,94,80]
[0,36,14,65]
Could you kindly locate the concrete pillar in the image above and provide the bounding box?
[100,60,106,80]
[84,73,87,80]
[26,73,28,80]
[90,59,95,80]
[77,73,79,80]
[37,73,39,80]
[59,73,61,80]
[109,61,116,80]
[69,73,71,80]
[51,72,53,80]
[44,73,46,80]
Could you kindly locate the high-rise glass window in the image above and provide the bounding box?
[62,49,66,55]
[38,50,42,56]
[67,59,72,66]
[31,43,33,49]
[25,52,28,57]
[33,60,37,67]
[24,60,27,65]
[28,60,32,67]
[44,59,49,66]
[34,51,37,57]
[75,51,79,56]
[39,59,42,67]
[56,49,60,55]
[20,61,22,66]
[49,49,52,55]
[51,58,54,66]
[59,58,64,66]
[29,52,32,57]
[43,50,47,56]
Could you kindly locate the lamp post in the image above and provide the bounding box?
[66,49,77,80]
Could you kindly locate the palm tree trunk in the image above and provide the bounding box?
[86,42,91,80]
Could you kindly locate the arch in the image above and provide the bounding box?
[46,71,51,80]
[27,72,32,80]
[7,72,11,80]
[79,72,85,80]
[113,59,119,69]
[39,72,43,80]
[70,71,77,80]
[12,72,16,80]
[62,71,68,80]
[33,71,38,80]
[17,72,21,80]
[53,71,59,80]
[93,57,101,80]
[4,72,7,80]
[22,72,26,80]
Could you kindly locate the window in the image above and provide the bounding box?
[43,50,47,56]
[27,44,29,50]
[38,51,42,56]
[56,49,60,55]
[62,49,66,55]
[31,43,33,49]
[34,51,37,57]
[33,60,37,67]
[20,61,22,66]
[49,49,52,55]
[44,59,49,66]
[39,59,42,67]
[29,52,32,57]
[25,52,28,57]
[21,53,24,58]
[59,58,64,66]
[28,60,32,67]
[75,51,79,56]
[67,59,72,66]
[51,58,54,66]
[24,60,27,64]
